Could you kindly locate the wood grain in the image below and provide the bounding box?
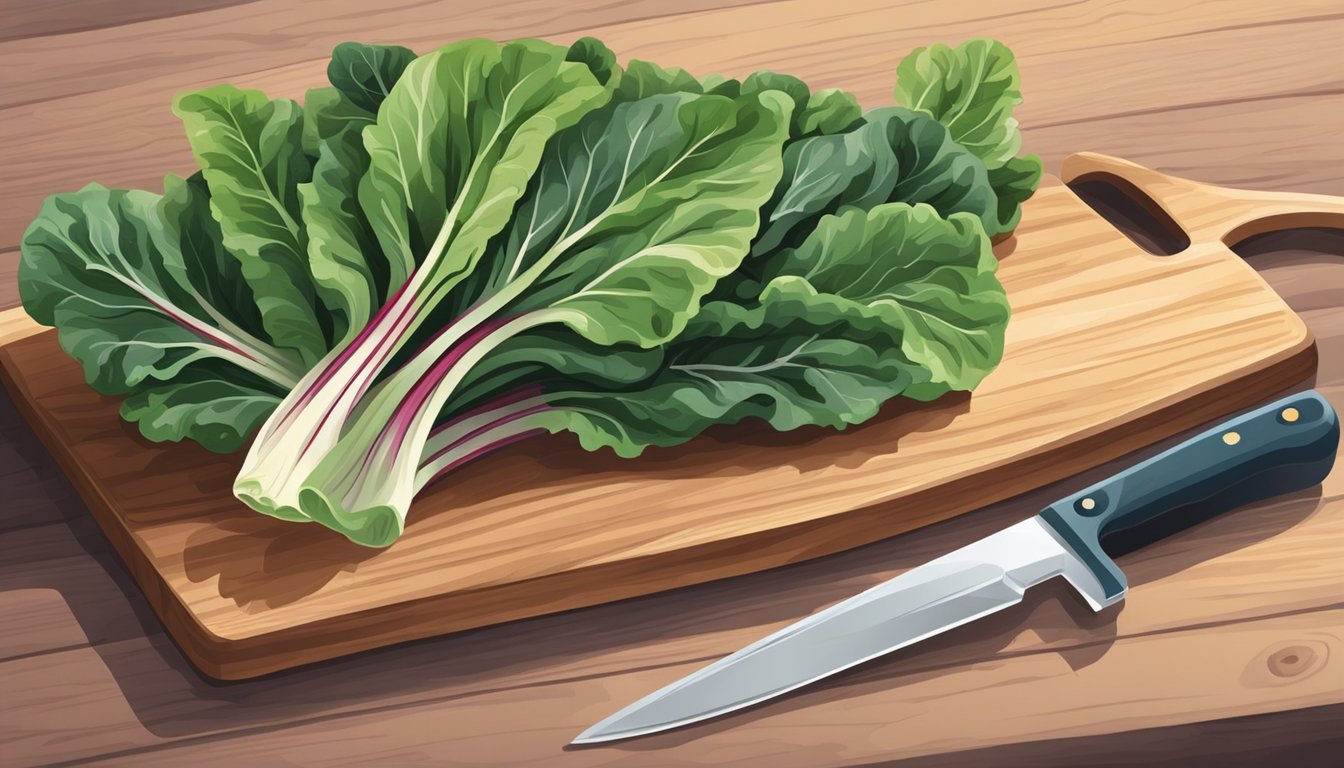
[0,588,88,661]
[2,0,1341,251]
[1031,94,1344,198]
[2,0,1342,764]
[2,476,1338,763]
[0,0,255,43]
[0,161,1332,680]
[891,704,1344,768]
[59,609,1342,766]
[0,0,782,108]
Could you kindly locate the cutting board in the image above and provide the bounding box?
[2,153,1341,681]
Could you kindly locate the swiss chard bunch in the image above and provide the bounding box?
[19,37,1039,546]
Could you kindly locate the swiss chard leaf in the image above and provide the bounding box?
[764,204,1008,397]
[326,41,417,113]
[798,87,863,136]
[743,107,997,289]
[18,180,301,451]
[987,154,1044,235]
[293,87,792,544]
[174,85,328,363]
[495,91,794,345]
[894,39,1023,166]
[616,59,703,100]
[235,39,616,528]
[565,37,620,87]
[358,39,612,295]
[450,330,662,414]
[296,42,420,345]
[740,71,861,139]
[544,302,919,456]
[594,54,863,141]
[300,88,385,346]
[159,172,271,346]
[120,366,283,453]
[517,203,1008,456]
[893,38,1041,234]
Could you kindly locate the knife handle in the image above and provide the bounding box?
[1039,391,1338,604]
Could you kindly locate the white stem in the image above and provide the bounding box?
[414,410,555,491]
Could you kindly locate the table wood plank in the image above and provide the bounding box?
[0,522,158,650]
[892,705,1344,768]
[0,646,158,764]
[0,0,253,43]
[67,609,1343,767]
[0,588,88,662]
[8,0,1330,110]
[1030,94,1344,197]
[0,0,783,108]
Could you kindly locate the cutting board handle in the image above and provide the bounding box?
[1061,152,1344,248]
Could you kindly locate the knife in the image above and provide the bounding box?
[573,390,1339,744]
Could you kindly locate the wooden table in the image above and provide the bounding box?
[2,1,1341,765]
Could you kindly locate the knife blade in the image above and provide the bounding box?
[573,390,1339,744]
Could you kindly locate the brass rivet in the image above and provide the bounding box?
[1223,431,1241,445]
[1282,407,1300,423]
[1080,497,1096,510]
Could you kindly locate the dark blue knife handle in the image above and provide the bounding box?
[1039,391,1338,603]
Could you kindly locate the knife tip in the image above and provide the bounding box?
[569,725,613,746]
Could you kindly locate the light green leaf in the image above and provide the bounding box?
[542,301,917,456]
[799,88,862,136]
[158,172,271,345]
[770,204,1008,395]
[359,38,612,295]
[233,39,615,529]
[298,44,418,343]
[491,90,793,347]
[615,58,703,100]
[449,329,662,413]
[893,38,1042,233]
[894,38,1023,167]
[741,71,808,132]
[293,87,790,542]
[739,71,860,138]
[174,85,327,363]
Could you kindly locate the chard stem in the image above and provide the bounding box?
[415,409,554,490]
[332,312,547,504]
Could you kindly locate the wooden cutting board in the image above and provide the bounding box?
[2,153,1341,681]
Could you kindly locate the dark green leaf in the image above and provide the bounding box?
[752,107,997,261]
[538,203,1008,455]
[566,37,620,87]
[327,41,417,113]
[120,366,283,453]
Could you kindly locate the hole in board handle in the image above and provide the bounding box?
[1229,227,1344,260]
[1067,171,1192,256]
